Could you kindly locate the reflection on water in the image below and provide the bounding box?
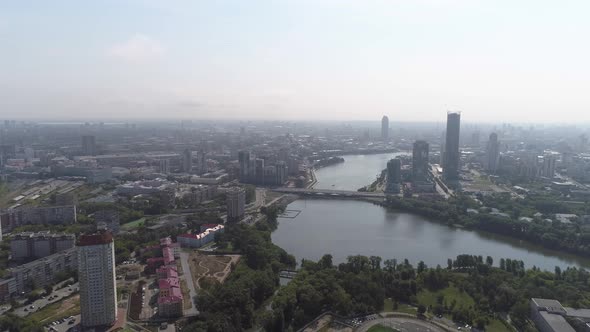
[272,199,590,271]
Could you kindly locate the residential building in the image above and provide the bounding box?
[10,232,75,260]
[78,232,117,328]
[412,140,429,181]
[9,247,77,294]
[182,148,192,173]
[0,205,77,232]
[386,158,401,193]
[81,135,97,156]
[227,187,245,222]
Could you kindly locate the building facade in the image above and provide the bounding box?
[443,112,461,182]
[412,140,429,181]
[381,115,389,141]
[226,187,246,222]
[486,133,500,173]
[78,232,117,328]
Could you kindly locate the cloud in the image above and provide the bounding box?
[106,34,165,62]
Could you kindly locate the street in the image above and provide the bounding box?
[179,251,198,316]
[14,282,79,318]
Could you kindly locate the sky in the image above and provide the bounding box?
[1,0,590,123]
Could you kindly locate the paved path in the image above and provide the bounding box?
[179,252,198,316]
[357,317,447,332]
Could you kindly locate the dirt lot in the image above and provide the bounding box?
[188,252,240,289]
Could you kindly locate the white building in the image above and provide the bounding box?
[78,232,117,328]
[226,187,246,222]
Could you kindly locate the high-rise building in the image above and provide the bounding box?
[159,159,170,174]
[81,135,96,156]
[255,158,265,184]
[381,116,389,141]
[275,161,287,185]
[386,158,402,193]
[238,151,251,182]
[412,140,429,181]
[78,232,117,328]
[542,155,557,179]
[443,112,461,181]
[486,133,500,173]
[226,187,246,222]
[181,149,192,173]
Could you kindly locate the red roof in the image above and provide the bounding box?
[158,278,180,289]
[157,295,183,304]
[77,232,113,246]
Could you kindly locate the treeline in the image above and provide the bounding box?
[384,195,590,256]
[264,254,590,331]
[183,207,296,332]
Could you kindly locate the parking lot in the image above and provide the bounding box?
[44,314,80,332]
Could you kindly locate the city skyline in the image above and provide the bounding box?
[3,1,590,123]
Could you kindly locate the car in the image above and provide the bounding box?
[24,308,28,312]
[30,305,35,309]
[68,320,75,325]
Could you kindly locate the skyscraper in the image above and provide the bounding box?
[81,135,96,156]
[381,115,389,141]
[238,151,251,182]
[182,148,192,173]
[78,232,117,328]
[443,112,461,181]
[412,140,429,181]
[386,158,401,193]
[542,155,557,179]
[486,133,500,173]
[226,187,246,222]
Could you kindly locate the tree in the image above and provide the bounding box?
[486,256,493,266]
[417,304,426,316]
[447,258,453,270]
[44,285,53,296]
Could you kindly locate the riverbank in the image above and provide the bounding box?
[379,196,590,263]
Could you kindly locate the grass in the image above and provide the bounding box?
[367,324,400,332]
[28,296,80,323]
[383,298,417,315]
[180,279,192,310]
[122,217,146,230]
[417,285,475,310]
[486,319,511,332]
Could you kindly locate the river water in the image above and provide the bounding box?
[272,153,590,271]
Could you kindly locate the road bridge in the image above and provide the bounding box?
[272,187,386,199]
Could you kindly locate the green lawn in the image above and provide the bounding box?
[122,217,146,230]
[367,324,400,332]
[417,285,475,310]
[383,298,417,315]
[486,319,511,332]
[28,297,80,323]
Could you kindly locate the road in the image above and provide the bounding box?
[14,282,79,318]
[357,317,447,332]
[179,252,198,316]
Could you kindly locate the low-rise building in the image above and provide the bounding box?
[531,298,577,332]
[177,224,224,248]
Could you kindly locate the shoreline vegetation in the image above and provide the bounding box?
[380,195,590,261]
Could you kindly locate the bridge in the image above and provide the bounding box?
[272,187,386,198]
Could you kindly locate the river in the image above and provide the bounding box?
[272,153,590,271]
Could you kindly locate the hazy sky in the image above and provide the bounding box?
[1,0,590,123]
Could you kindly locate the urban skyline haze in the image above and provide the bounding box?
[2,1,590,123]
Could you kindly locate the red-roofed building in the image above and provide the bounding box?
[158,278,180,297]
[177,224,224,248]
[156,265,178,279]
